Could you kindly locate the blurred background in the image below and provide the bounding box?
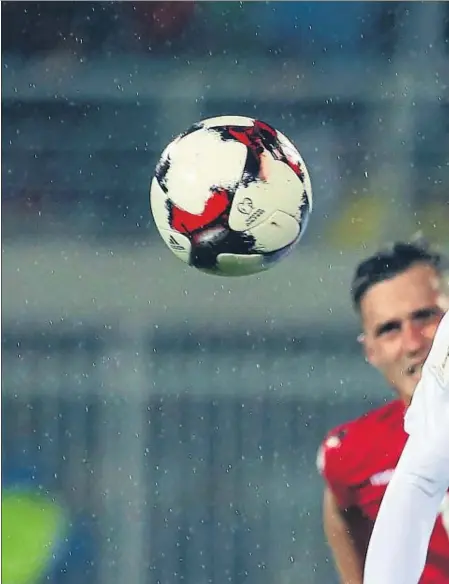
[2,2,449,583]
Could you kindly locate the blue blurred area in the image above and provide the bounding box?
[0,1,404,57]
[243,2,382,52]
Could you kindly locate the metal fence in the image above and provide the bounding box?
[2,326,390,584]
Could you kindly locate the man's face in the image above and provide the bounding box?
[360,263,447,402]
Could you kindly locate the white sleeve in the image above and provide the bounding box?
[363,429,449,584]
[364,312,449,584]
[405,310,449,439]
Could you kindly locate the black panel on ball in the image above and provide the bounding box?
[154,156,171,194]
[190,225,257,271]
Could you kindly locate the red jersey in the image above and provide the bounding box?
[318,399,449,583]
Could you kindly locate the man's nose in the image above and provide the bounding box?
[402,321,426,354]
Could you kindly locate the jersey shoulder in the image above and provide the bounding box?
[317,400,404,485]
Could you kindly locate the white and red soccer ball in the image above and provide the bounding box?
[150,115,313,276]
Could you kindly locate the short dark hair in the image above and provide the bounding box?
[351,239,445,311]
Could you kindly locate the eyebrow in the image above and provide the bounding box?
[373,306,442,337]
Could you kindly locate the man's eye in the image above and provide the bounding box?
[377,323,400,337]
[414,308,440,321]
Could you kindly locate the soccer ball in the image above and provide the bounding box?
[150,115,313,276]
